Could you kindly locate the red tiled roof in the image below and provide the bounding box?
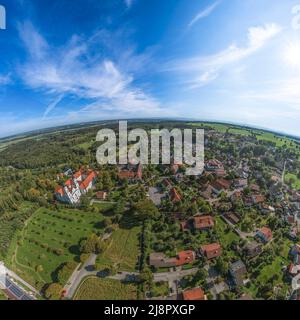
[201,243,222,259]
[118,170,136,179]
[170,188,182,202]
[96,191,107,199]
[212,179,231,190]
[253,195,265,204]
[176,250,195,266]
[183,288,205,301]
[80,171,97,190]
[201,243,221,252]
[206,160,223,168]
[193,216,214,229]
[259,227,273,240]
[55,186,64,196]
[73,171,82,179]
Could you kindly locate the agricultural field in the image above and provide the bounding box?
[5,207,109,290]
[188,122,300,149]
[74,277,137,300]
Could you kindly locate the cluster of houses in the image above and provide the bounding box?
[149,243,223,269]
[55,168,97,204]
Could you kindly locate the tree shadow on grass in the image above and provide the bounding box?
[69,244,80,256]
[119,212,141,229]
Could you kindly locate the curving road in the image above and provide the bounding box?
[64,254,97,299]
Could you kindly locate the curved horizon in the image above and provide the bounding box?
[1,0,300,139]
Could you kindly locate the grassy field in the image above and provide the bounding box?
[6,207,108,290]
[285,172,300,190]
[150,281,169,298]
[255,132,297,148]
[188,122,299,149]
[0,290,7,300]
[74,277,137,300]
[96,219,141,272]
[215,217,240,248]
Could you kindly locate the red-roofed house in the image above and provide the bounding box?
[118,164,142,180]
[252,195,266,205]
[205,160,223,172]
[193,216,214,230]
[211,179,231,195]
[201,243,222,260]
[170,188,182,202]
[183,288,206,301]
[96,191,108,200]
[176,250,196,266]
[256,227,273,243]
[54,169,97,205]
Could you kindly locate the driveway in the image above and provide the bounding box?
[221,214,255,240]
[64,254,98,299]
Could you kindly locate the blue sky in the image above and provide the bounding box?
[0,0,300,137]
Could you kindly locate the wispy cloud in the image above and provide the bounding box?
[0,73,12,86]
[166,23,282,88]
[188,1,221,28]
[125,0,134,8]
[43,94,64,119]
[18,22,162,119]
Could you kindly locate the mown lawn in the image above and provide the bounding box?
[6,207,106,290]
[74,277,137,300]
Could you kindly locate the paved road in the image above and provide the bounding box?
[90,199,117,205]
[282,160,287,184]
[64,254,98,299]
[153,268,198,283]
[109,271,140,282]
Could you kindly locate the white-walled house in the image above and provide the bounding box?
[55,169,97,204]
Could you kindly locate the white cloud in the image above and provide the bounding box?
[166,23,282,88]
[18,22,162,119]
[125,0,134,8]
[239,77,300,109]
[0,73,12,86]
[188,1,221,28]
